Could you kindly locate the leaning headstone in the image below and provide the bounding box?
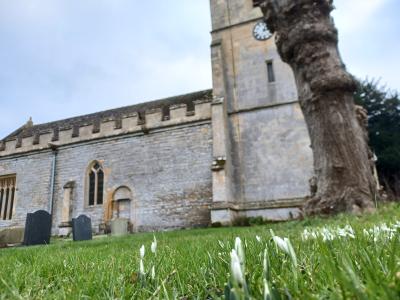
[72,215,92,241]
[23,210,52,246]
[110,218,129,237]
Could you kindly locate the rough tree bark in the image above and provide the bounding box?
[259,0,377,215]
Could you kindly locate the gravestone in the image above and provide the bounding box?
[110,218,129,237]
[23,210,52,246]
[72,215,92,241]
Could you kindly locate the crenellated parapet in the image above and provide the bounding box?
[0,90,212,157]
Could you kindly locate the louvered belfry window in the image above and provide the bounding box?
[0,176,16,220]
[88,162,104,206]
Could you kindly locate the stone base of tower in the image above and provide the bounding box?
[210,198,306,225]
[211,208,238,225]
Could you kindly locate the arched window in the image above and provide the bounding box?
[0,175,16,220]
[88,162,104,206]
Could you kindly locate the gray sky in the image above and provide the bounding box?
[1,0,399,138]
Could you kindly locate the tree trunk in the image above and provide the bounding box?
[259,0,377,215]
[394,174,400,199]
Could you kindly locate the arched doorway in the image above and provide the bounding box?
[112,186,132,220]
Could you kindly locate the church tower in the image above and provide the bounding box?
[209,0,314,223]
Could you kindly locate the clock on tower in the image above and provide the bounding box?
[253,21,272,41]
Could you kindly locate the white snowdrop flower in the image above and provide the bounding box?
[151,265,155,280]
[140,245,145,259]
[344,225,355,238]
[373,231,379,242]
[381,223,390,232]
[284,238,298,268]
[256,235,261,243]
[230,249,245,285]
[235,237,242,250]
[272,236,290,254]
[311,231,318,239]
[337,227,345,237]
[303,228,319,240]
[302,229,310,241]
[337,226,354,238]
[272,236,297,269]
[151,236,157,254]
[139,259,145,276]
[393,221,400,229]
[234,237,245,271]
[320,228,334,241]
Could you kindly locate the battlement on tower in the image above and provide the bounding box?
[0,90,212,157]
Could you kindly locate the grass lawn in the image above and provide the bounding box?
[1,203,400,299]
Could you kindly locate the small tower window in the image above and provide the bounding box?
[266,60,276,83]
[88,162,104,206]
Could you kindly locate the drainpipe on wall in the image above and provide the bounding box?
[48,143,58,220]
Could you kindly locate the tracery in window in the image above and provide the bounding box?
[0,175,16,220]
[88,162,104,206]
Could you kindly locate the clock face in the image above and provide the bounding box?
[253,21,272,41]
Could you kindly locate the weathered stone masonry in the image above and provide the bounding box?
[209,0,313,222]
[0,152,53,229]
[0,91,214,233]
[0,0,316,234]
[52,124,213,232]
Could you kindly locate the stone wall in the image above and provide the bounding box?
[0,151,53,229]
[211,15,298,113]
[210,0,314,222]
[210,0,261,31]
[0,122,213,233]
[229,103,313,203]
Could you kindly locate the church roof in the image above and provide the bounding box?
[2,89,213,142]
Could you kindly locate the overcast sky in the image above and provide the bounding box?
[1,0,399,139]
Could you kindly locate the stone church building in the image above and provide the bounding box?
[0,0,313,235]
